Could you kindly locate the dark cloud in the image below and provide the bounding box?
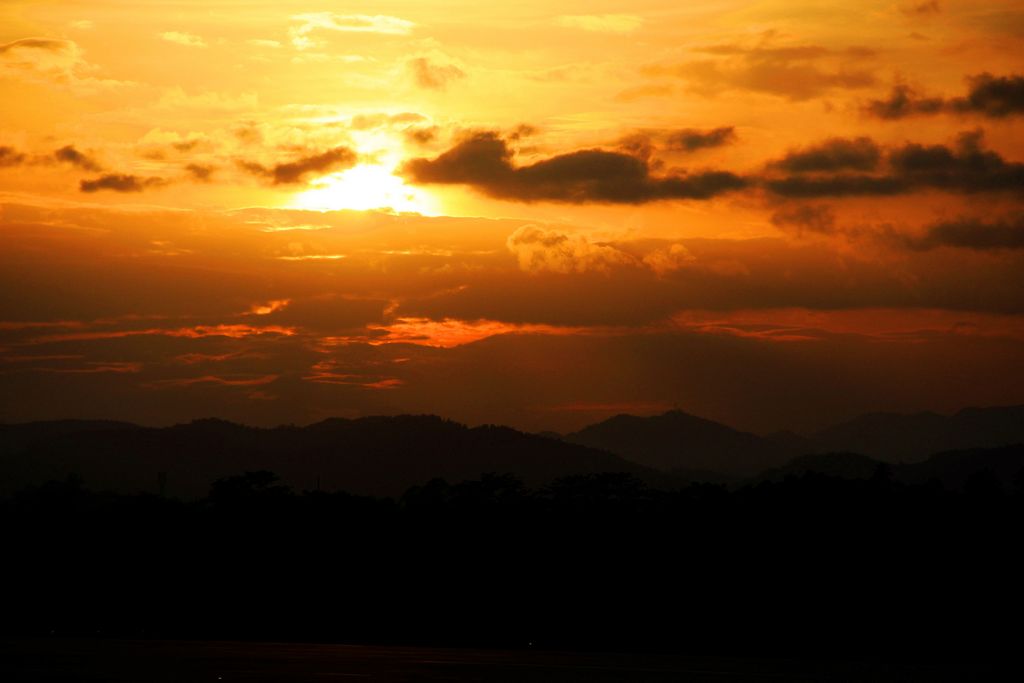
[647,43,877,101]
[908,214,1024,251]
[79,174,167,193]
[618,125,738,164]
[900,1,941,16]
[509,124,539,141]
[407,57,465,90]
[0,37,70,54]
[950,73,1024,117]
[887,130,1024,192]
[403,131,749,204]
[765,131,1024,197]
[865,74,1024,119]
[241,146,358,185]
[864,85,945,119]
[771,204,838,235]
[616,133,657,162]
[3,143,102,172]
[765,175,907,198]
[232,122,263,146]
[664,127,737,152]
[0,146,26,167]
[185,164,215,181]
[404,126,439,146]
[54,145,101,172]
[411,129,1022,203]
[771,137,881,173]
[172,139,204,152]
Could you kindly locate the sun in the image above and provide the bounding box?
[293,164,437,214]
[292,163,439,214]
[290,127,442,214]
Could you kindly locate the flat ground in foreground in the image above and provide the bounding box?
[0,639,974,682]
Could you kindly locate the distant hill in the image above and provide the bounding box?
[758,451,886,482]
[899,444,1024,490]
[811,405,1024,462]
[0,415,664,498]
[563,410,796,476]
[758,445,1024,491]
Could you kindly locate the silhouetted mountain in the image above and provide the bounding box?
[763,429,816,454]
[811,405,1024,461]
[535,430,563,441]
[564,409,795,475]
[0,415,662,498]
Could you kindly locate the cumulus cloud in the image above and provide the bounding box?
[642,244,696,275]
[506,225,637,274]
[80,174,167,193]
[505,226,698,276]
[240,146,358,185]
[865,73,1024,119]
[403,131,748,203]
[407,57,465,90]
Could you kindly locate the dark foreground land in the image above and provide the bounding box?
[4,412,1024,677]
[3,470,1022,678]
[0,639,973,682]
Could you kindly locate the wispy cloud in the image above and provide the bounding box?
[160,31,207,48]
[145,374,279,388]
[556,15,642,33]
[289,13,414,49]
[0,36,132,91]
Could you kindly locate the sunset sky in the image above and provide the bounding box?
[2,1,1023,433]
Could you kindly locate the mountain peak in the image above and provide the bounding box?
[565,409,792,475]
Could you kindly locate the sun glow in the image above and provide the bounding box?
[292,163,439,214]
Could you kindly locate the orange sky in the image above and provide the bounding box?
[2,1,1023,432]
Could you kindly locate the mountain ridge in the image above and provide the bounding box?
[0,414,664,498]
[3,405,1023,497]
